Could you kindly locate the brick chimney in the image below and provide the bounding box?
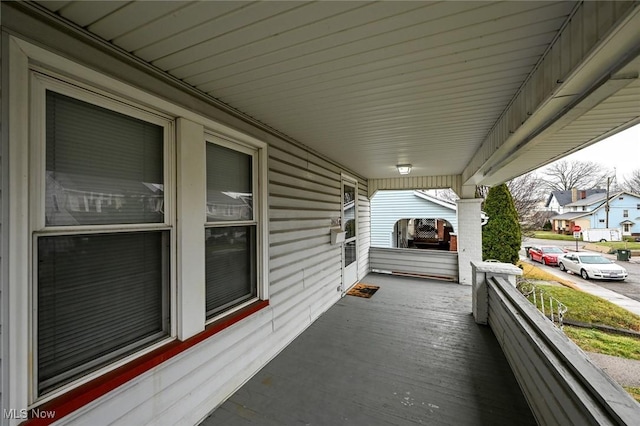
[580,190,587,199]
[571,188,578,202]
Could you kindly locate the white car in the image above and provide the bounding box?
[558,253,627,281]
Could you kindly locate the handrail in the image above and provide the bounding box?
[488,276,639,425]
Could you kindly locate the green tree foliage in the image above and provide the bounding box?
[482,184,521,264]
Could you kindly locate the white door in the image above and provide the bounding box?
[342,179,358,291]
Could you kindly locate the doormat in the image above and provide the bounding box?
[346,283,380,298]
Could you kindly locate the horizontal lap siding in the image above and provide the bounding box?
[370,190,458,248]
[370,247,458,281]
[65,141,369,426]
[487,278,638,425]
[1,9,372,423]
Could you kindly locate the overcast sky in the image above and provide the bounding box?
[541,124,639,181]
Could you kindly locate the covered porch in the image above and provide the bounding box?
[203,273,536,425]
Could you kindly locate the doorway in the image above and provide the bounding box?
[342,178,358,291]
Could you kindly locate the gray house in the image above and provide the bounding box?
[2,2,640,425]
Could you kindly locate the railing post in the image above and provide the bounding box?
[471,261,522,324]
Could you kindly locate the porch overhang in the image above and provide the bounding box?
[4,1,639,193]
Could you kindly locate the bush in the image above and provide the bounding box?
[482,184,521,264]
[542,220,552,231]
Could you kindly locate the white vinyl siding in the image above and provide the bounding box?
[370,190,458,248]
[3,33,370,426]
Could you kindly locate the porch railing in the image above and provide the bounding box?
[369,246,458,281]
[472,261,639,425]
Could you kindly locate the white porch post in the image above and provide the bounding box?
[456,198,483,285]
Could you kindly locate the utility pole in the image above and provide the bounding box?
[605,177,610,228]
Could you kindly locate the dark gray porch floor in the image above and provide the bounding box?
[202,273,536,425]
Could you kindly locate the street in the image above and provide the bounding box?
[521,237,640,302]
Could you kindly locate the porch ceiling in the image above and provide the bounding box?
[32,1,640,185]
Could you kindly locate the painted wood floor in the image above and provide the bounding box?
[201,273,537,425]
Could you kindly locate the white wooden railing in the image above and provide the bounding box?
[369,247,458,281]
[472,261,639,425]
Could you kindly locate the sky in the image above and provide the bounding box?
[540,124,639,181]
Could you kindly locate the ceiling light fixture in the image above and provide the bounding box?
[396,164,412,175]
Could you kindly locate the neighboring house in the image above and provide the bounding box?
[545,188,606,214]
[371,190,458,249]
[551,191,640,236]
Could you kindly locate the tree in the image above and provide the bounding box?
[482,184,521,264]
[621,169,640,195]
[540,160,610,192]
[505,172,543,224]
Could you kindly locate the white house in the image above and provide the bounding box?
[1,2,639,425]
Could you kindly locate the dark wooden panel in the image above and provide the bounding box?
[202,273,535,425]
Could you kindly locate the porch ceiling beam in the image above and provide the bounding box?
[368,175,461,198]
[463,1,640,187]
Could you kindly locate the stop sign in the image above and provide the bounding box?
[573,225,581,232]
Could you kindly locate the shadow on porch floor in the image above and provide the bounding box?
[201,273,536,425]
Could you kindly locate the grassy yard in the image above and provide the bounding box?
[595,241,640,250]
[531,231,577,241]
[625,387,640,403]
[518,261,576,288]
[526,284,640,332]
[563,327,640,360]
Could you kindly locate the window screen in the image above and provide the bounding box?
[37,90,169,396]
[205,143,257,319]
[206,143,252,222]
[45,91,164,226]
[37,232,169,394]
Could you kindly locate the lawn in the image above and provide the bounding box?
[595,241,640,250]
[625,387,640,403]
[531,231,577,241]
[525,284,640,332]
[563,327,640,360]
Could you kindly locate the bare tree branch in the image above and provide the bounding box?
[540,160,611,191]
[621,169,640,195]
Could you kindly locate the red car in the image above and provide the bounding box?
[528,246,566,266]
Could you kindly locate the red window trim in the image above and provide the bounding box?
[23,300,269,425]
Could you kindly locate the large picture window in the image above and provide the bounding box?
[205,141,258,319]
[33,80,172,397]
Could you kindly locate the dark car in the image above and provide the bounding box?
[528,246,566,266]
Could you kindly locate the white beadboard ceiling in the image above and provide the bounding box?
[34,1,640,184]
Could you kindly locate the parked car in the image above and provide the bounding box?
[528,246,566,266]
[558,253,627,281]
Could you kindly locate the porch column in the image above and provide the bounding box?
[456,198,483,285]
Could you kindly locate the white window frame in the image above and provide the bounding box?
[6,36,269,412]
[203,133,267,324]
[29,72,177,404]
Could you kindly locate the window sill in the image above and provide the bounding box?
[24,300,269,425]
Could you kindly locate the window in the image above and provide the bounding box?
[205,140,258,319]
[599,219,605,223]
[32,77,172,397]
[623,210,629,218]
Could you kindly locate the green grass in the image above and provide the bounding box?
[625,387,640,403]
[525,284,640,332]
[518,262,576,287]
[594,241,640,250]
[531,231,576,241]
[563,327,640,360]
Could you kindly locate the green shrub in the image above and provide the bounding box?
[482,184,521,264]
[542,220,552,231]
